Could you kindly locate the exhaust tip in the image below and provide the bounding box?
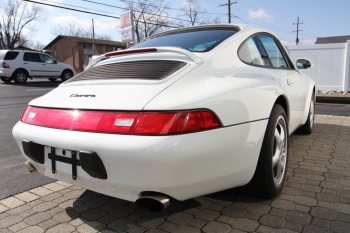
[25,161,38,174]
[135,195,170,212]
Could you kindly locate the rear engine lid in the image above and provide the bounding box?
[29,57,192,110]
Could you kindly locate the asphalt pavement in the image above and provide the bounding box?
[0,79,59,199]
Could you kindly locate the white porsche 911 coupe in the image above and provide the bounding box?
[13,24,315,212]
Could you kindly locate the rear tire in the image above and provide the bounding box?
[61,70,73,82]
[48,78,57,82]
[13,70,28,84]
[245,104,289,198]
[1,77,12,83]
[296,92,315,135]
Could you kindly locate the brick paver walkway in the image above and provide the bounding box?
[1,115,349,233]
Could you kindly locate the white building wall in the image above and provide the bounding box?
[286,42,350,92]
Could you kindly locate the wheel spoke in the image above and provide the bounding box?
[274,128,281,145]
[272,151,280,167]
[279,123,285,142]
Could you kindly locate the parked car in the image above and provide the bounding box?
[0,50,76,83]
[13,24,315,212]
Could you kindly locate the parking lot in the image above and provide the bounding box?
[0,114,349,233]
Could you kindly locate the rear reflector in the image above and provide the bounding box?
[105,48,157,57]
[21,107,222,135]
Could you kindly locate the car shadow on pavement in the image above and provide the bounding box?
[46,117,350,232]
[66,185,267,232]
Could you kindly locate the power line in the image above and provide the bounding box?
[120,0,226,16]
[25,0,181,28]
[82,0,195,24]
[44,0,120,15]
[239,1,293,25]
[303,23,317,38]
[24,0,120,18]
[261,0,298,19]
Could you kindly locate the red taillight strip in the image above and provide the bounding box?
[2,62,10,68]
[105,48,157,57]
[21,107,222,135]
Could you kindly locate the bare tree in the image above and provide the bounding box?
[30,40,45,51]
[17,35,31,47]
[178,0,220,27]
[122,0,172,42]
[51,23,112,40]
[0,0,43,49]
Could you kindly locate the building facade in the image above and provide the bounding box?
[44,36,127,73]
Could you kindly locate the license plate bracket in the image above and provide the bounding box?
[48,147,80,180]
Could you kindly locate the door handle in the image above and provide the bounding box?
[42,64,46,65]
[287,78,294,85]
[24,62,28,64]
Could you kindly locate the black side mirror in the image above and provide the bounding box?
[296,58,312,70]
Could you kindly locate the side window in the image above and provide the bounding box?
[39,54,55,64]
[23,53,41,62]
[4,52,19,60]
[258,35,288,68]
[238,36,271,67]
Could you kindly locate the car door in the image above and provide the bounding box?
[258,34,308,129]
[38,54,60,77]
[23,52,42,76]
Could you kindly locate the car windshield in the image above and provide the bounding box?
[131,29,237,52]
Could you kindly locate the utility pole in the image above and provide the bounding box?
[293,17,303,45]
[92,19,95,55]
[220,0,237,23]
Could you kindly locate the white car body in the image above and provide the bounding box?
[13,25,315,206]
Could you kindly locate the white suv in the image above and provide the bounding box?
[0,50,76,84]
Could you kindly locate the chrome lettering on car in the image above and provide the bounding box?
[70,94,96,97]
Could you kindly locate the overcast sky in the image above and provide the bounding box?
[23,0,350,47]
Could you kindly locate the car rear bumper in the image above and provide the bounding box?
[13,120,267,201]
[0,68,14,77]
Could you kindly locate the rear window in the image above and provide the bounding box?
[4,51,19,60]
[131,29,237,52]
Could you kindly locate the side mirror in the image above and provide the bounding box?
[54,60,57,64]
[296,58,312,70]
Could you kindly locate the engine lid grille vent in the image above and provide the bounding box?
[67,60,187,83]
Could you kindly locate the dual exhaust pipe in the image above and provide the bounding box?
[25,160,170,212]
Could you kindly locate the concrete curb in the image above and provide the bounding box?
[316,94,350,104]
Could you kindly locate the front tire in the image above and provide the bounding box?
[61,70,73,82]
[297,92,315,135]
[1,77,12,83]
[13,70,28,84]
[245,104,289,198]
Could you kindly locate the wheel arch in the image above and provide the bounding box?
[274,94,290,126]
[11,68,29,78]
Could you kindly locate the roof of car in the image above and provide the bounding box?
[144,24,273,40]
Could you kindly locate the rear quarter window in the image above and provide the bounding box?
[4,51,19,60]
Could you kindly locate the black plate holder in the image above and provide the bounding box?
[48,147,80,180]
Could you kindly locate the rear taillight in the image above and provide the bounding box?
[21,107,222,135]
[2,62,10,68]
